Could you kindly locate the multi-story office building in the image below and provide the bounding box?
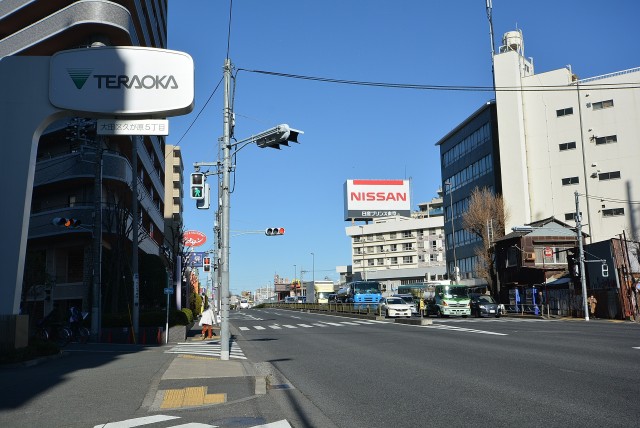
[437,101,500,283]
[345,211,447,293]
[0,1,172,318]
[438,29,640,285]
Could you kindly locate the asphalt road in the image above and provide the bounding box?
[234,309,640,428]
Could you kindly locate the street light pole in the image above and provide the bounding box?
[445,181,458,282]
[311,252,315,286]
[219,58,232,360]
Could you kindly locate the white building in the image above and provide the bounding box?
[494,30,640,242]
[345,213,447,293]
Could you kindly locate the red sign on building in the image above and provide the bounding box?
[183,230,207,247]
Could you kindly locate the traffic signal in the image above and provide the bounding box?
[190,172,205,200]
[265,227,285,236]
[203,256,211,272]
[52,217,81,228]
[256,124,303,149]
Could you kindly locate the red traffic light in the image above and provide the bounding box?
[265,227,285,236]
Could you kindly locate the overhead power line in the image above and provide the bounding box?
[238,68,640,92]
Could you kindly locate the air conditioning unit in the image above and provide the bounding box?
[524,252,536,261]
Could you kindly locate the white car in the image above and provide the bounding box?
[379,297,412,318]
[392,294,418,315]
[239,299,249,309]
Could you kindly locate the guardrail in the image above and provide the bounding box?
[267,302,382,316]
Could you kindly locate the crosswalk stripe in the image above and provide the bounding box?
[269,325,282,329]
[94,415,291,428]
[165,341,247,360]
[312,323,328,327]
[254,326,266,330]
[339,321,360,325]
[297,324,313,328]
[282,324,297,328]
[93,414,180,428]
[239,327,249,331]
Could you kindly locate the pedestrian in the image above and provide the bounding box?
[588,294,598,318]
[199,305,215,339]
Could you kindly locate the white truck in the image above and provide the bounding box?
[304,280,335,304]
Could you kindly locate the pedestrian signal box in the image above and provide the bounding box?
[190,172,205,200]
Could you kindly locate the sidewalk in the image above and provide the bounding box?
[150,321,266,411]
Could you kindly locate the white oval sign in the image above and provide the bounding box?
[49,46,194,117]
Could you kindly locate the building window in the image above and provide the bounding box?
[603,208,624,217]
[402,256,413,264]
[598,171,621,181]
[68,195,76,207]
[592,100,614,110]
[559,141,576,151]
[402,243,413,251]
[565,212,576,221]
[430,254,438,262]
[389,232,396,239]
[556,107,574,117]
[368,259,375,266]
[402,231,412,238]
[390,257,398,265]
[390,244,397,252]
[562,176,580,185]
[595,135,617,145]
[366,235,374,241]
[375,234,383,241]
[377,245,384,253]
[376,258,384,265]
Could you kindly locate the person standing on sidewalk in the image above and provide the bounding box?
[588,294,598,319]
[199,305,215,339]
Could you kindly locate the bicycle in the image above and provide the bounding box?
[33,321,74,347]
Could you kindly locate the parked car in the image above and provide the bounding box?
[392,294,418,315]
[379,297,412,318]
[469,293,501,318]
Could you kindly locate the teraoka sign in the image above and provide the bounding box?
[49,46,194,116]
[344,179,411,221]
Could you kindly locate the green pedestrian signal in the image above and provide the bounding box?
[190,172,205,200]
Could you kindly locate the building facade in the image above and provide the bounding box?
[1,1,172,319]
[494,30,640,243]
[437,101,501,284]
[345,213,447,293]
[438,29,640,286]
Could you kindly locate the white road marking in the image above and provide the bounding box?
[93,415,180,428]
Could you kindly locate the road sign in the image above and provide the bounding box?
[544,247,553,257]
[164,287,174,295]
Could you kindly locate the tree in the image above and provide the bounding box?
[462,187,510,296]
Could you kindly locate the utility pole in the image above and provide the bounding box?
[91,136,103,342]
[220,58,232,360]
[575,191,589,321]
[132,136,140,340]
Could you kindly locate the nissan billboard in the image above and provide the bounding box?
[344,179,411,221]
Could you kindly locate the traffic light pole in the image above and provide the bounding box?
[220,58,232,360]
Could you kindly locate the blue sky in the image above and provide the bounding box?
[166,0,640,294]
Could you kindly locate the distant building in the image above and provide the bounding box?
[345,210,447,293]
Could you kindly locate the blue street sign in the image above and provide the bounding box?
[164,287,174,295]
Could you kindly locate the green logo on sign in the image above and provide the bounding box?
[67,68,93,89]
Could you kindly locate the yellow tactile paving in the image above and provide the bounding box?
[160,386,227,409]
[204,393,227,404]
[161,389,185,409]
[182,386,205,406]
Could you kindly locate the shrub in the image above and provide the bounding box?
[179,308,193,324]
